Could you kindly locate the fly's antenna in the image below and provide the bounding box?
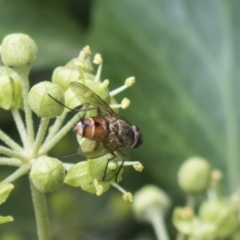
[48,94,74,112]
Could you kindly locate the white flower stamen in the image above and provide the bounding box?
[93,53,102,65]
[94,59,102,82]
[123,192,133,203]
[110,98,130,109]
[125,77,135,86]
[117,161,144,172]
[79,45,91,59]
[93,179,104,196]
[109,77,135,97]
[111,181,127,194]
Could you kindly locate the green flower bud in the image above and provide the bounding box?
[173,207,217,239]
[64,161,111,194]
[1,33,37,67]
[0,67,22,110]
[64,161,93,187]
[199,199,239,238]
[178,156,211,194]
[64,87,82,111]
[28,81,64,118]
[52,66,80,91]
[30,156,65,192]
[86,80,110,103]
[88,158,119,182]
[133,185,171,222]
[74,138,121,183]
[0,182,14,204]
[81,178,110,195]
[172,207,198,234]
[66,45,93,72]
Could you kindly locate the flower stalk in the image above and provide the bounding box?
[30,181,51,240]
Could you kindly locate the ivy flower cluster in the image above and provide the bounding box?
[0,33,144,226]
[173,156,240,239]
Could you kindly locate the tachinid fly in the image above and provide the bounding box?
[71,82,143,160]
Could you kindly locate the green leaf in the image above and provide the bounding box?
[86,0,240,194]
[0,215,14,224]
[0,182,14,205]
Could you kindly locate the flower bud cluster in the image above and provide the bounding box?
[173,156,240,239]
[0,32,143,209]
[0,33,37,111]
[48,45,142,198]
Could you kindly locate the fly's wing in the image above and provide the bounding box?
[70,82,116,116]
[78,138,120,159]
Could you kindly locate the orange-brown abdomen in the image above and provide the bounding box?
[74,117,109,142]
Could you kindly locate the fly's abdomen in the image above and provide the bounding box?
[74,117,109,142]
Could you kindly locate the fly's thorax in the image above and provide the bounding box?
[107,119,135,148]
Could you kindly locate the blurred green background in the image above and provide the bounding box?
[0,0,239,239]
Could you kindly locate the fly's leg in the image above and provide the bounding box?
[101,152,116,181]
[114,149,127,182]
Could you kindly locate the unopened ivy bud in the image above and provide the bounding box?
[199,199,239,238]
[178,156,211,194]
[86,81,110,103]
[64,161,92,187]
[172,207,195,234]
[1,33,37,67]
[28,81,64,118]
[133,185,171,221]
[52,66,80,91]
[64,87,81,111]
[133,185,171,240]
[64,161,111,194]
[88,158,119,182]
[0,67,22,110]
[30,156,65,192]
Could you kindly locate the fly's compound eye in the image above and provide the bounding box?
[131,125,143,148]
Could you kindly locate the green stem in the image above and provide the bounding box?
[32,118,50,157]
[0,157,22,167]
[0,129,23,151]
[176,233,186,240]
[149,208,169,240]
[11,109,29,148]
[14,66,35,147]
[44,111,67,143]
[186,194,197,209]
[39,113,80,155]
[2,164,30,183]
[30,180,51,240]
[0,146,28,162]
